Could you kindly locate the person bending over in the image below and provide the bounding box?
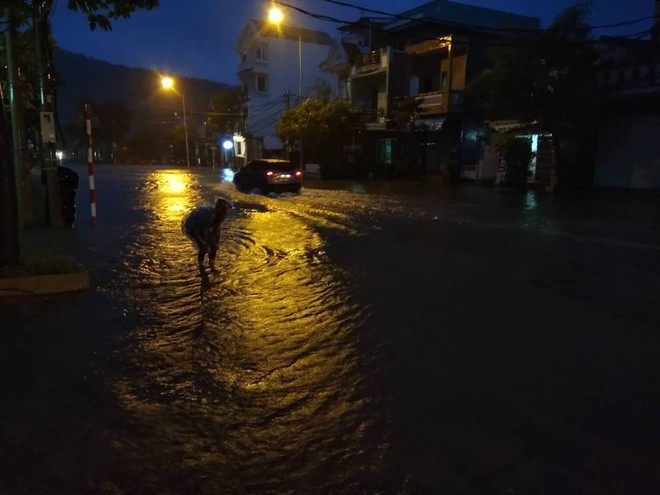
[182,197,231,272]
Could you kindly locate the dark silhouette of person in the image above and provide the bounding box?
[182,197,231,273]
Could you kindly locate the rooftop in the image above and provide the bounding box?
[385,0,540,32]
[249,20,334,45]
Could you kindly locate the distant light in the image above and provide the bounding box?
[161,76,175,90]
[266,171,274,176]
[222,140,234,150]
[221,168,235,182]
[268,6,284,24]
[56,150,64,160]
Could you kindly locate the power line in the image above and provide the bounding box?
[273,0,654,49]
[314,0,659,34]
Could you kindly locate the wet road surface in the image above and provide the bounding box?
[2,165,660,494]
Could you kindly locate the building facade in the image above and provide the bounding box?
[236,20,336,163]
[324,0,540,179]
[593,3,660,189]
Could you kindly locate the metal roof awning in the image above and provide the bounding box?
[487,120,537,133]
[413,117,446,131]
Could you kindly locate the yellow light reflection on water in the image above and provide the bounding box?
[151,170,197,223]
[163,172,187,194]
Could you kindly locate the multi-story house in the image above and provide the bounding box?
[236,20,336,163]
[593,0,660,189]
[328,0,539,178]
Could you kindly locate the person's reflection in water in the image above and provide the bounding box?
[182,197,232,280]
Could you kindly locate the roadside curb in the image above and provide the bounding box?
[0,271,91,298]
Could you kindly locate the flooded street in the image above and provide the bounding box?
[2,165,660,494]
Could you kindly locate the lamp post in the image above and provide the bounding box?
[161,76,190,167]
[269,6,304,167]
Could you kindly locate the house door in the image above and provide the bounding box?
[370,87,378,116]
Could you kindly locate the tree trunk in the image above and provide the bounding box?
[0,96,20,271]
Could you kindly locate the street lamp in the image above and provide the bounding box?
[268,6,302,103]
[161,75,190,167]
[268,6,304,168]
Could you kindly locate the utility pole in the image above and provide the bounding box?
[5,5,32,227]
[0,82,20,269]
[297,31,304,171]
[34,0,63,228]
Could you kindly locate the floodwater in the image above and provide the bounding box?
[110,170,385,493]
[2,165,660,494]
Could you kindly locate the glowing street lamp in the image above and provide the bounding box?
[268,5,305,170]
[160,75,190,167]
[268,6,302,102]
[268,6,284,24]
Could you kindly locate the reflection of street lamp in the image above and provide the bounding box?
[269,6,304,167]
[161,76,190,167]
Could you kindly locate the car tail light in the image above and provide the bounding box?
[295,170,302,177]
[266,171,274,176]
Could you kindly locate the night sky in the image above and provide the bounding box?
[51,0,655,84]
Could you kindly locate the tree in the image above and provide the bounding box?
[205,88,242,136]
[277,98,363,177]
[86,101,132,161]
[466,2,598,188]
[0,0,160,271]
[0,0,159,30]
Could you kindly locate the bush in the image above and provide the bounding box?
[0,249,82,278]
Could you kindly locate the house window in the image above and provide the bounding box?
[256,43,268,61]
[378,139,393,164]
[241,52,247,63]
[256,74,268,93]
[440,71,448,91]
[422,73,434,92]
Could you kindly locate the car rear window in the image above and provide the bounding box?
[248,161,295,172]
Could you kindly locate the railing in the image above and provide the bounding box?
[355,50,384,74]
[415,91,447,115]
[413,90,463,115]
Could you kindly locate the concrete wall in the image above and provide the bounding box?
[242,34,335,149]
[595,114,660,189]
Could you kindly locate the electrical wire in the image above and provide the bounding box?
[272,0,656,48]
[247,107,284,130]
[313,0,659,34]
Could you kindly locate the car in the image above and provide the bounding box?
[233,159,302,194]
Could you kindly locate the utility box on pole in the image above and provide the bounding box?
[34,1,63,228]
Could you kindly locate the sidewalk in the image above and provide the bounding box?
[0,170,96,297]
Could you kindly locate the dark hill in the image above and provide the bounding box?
[54,48,236,128]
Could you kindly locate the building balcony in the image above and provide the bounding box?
[413,90,463,115]
[238,58,269,74]
[406,36,452,56]
[351,49,388,77]
[415,91,446,114]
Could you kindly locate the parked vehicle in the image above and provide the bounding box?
[233,159,302,194]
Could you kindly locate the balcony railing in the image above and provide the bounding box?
[415,91,447,115]
[413,90,463,115]
[354,50,385,75]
